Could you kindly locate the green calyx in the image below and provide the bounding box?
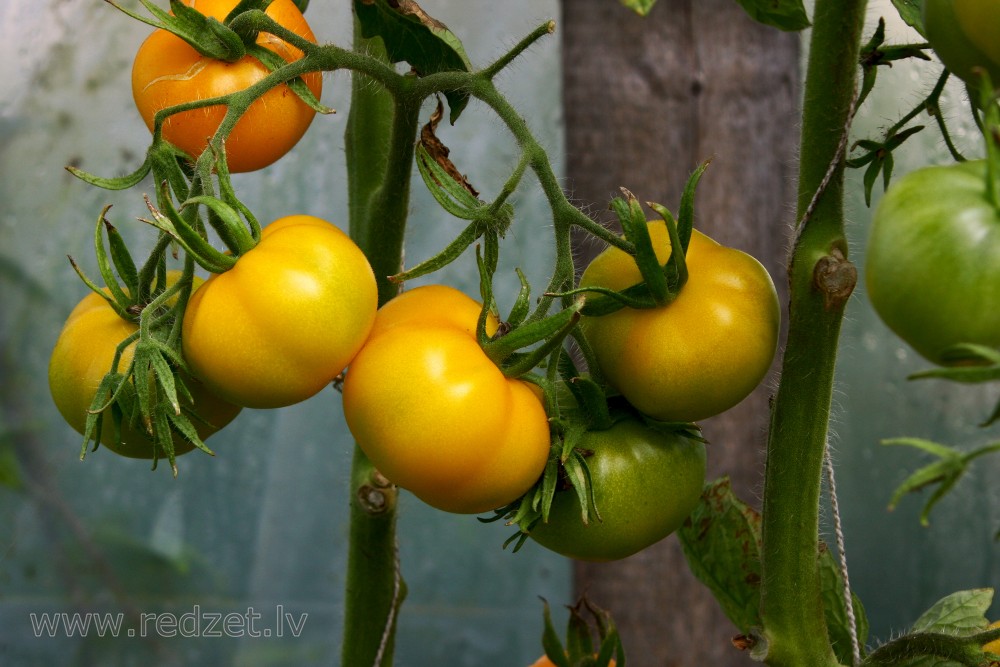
[105,0,258,62]
[69,205,172,322]
[70,208,216,475]
[537,597,626,667]
[976,71,1000,211]
[556,160,709,316]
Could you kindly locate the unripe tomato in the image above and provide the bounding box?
[342,285,551,514]
[48,274,242,458]
[866,160,1000,365]
[131,0,322,172]
[528,416,706,561]
[182,215,378,409]
[924,0,1000,89]
[579,223,780,423]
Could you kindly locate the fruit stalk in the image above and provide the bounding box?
[758,0,866,664]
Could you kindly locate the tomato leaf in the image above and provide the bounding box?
[354,0,473,123]
[913,589,993,635]
[733,0,810,32]
[883,438,1000,526]
[891,0,927,38]
[619,0,657,16]
[819,543,869,665]
[677,476,763,634]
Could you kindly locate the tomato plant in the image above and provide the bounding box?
[924,0,1000,89]
[48,274,241,459]
[182,215,378,409]
[579,222,780,423]
[866,160,1000,365]
[527,413,706,561]
[342,285,551,514]
[131,0,322,172]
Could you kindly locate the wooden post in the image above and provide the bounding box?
[562,1,800,664]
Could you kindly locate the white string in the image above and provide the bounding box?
[824,444,861,666]
[372,535,402,667]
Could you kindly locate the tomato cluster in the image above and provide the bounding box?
[51,0,783,567]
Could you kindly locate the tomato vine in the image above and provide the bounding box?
[48,0,1000,665]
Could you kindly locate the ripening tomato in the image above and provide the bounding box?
[131,0,322,172]
[182,215,378,409]
[579,223,780,423]
[528,415,706,561]
[866,160,1000,365]
[48,274,242,458]
[924,0,1000,89]
[983,620,1000,655]
[342,285,551,514]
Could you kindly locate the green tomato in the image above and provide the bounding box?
[528,416,706,562]
[924,0,1000,89]
[866,160,1000,365]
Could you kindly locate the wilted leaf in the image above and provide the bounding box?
[677,477,763,633]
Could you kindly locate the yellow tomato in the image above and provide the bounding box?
[48,274,241,458]
[342,285,550,514]
[182,215,378,409]
[580,223,779,422]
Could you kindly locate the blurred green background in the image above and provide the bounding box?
[1,1,998,666]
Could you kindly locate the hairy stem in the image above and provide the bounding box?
[340,20,410,667]
[758,0,867,665]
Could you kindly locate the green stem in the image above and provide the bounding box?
[340,20,412,667]
[758,0,866,665]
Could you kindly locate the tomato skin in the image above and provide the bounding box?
[182,215,378,409]
[48,275,241,459]
[528,416,706,562]
[342,285,550,514]
[866,160,1000,365]
[579,223,780,423]
[131,0,322,172]
[924,0,1000,88]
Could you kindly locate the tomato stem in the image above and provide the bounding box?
[340,17,412,667]
[758,0,866,665]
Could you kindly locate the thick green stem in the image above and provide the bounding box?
[758,1,866,666]
[340,20,414,667]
